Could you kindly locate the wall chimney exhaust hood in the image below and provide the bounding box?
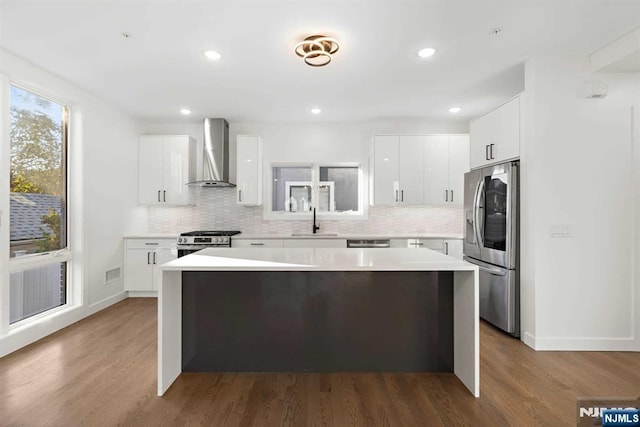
[188,118,235,187]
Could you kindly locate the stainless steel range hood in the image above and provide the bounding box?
[187,118,236,187]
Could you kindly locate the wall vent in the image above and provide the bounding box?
[105,267,121,284]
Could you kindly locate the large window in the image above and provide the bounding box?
[271,164,362,217]
[9,85,69,323]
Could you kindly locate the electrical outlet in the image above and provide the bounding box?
[550,224,573,238]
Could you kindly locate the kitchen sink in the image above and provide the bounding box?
[290,233,339,237]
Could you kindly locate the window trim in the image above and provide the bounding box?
[5,81,73,327]
[264,162,368,221]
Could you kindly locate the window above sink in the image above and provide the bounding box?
[266,163,366,220]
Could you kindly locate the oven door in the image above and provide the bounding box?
[177,245,206,258]
[478,162,518,269]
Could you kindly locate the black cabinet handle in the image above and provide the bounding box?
[445,189,448,202]
[147,252,150,265]
[153,252,157,264]
[485,145,490,160]
[450,190,453,202]
[395,190,399,202]
[490,144,495,160]
[401,190,404,202]
[163,190,166,202]
[157,190,161,202]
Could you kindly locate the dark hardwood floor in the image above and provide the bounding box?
[1,298,639,426]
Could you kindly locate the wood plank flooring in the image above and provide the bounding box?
[1,298,639,426]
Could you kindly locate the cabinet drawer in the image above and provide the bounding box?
[126,238,177,249]
[232,239,284,248]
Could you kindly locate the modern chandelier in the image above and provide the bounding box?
[294,35,340,67]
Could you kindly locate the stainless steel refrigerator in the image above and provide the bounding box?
[463,161,519,337]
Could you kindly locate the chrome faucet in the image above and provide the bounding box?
[312,207,320,234]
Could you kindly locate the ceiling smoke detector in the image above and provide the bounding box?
[294,35,340,67]
[490,27,503,37]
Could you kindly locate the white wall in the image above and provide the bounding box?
[521,56,640,350]
[0,49,144,356]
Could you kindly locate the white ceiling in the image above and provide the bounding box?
[1,0,639,123]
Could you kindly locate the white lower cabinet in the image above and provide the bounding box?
[389,238,463,259]
[443,239,463,259]
[125,238,177,292]
[283,239,347,248]
[232,239,284,248]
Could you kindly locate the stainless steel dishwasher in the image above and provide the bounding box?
[346,239,391,248]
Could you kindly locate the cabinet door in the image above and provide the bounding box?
[444,239,463,259]
[398,136,424,204]
[151,247,178,291]
[139,136,164,205]
[124,249,153,291]
[373,136,400,205]
[469,113,493,169]
[162,136,193,205]
[237,136,262,206]
[447,135,470,206]
[424,135,449,204]
[492,96,520,162]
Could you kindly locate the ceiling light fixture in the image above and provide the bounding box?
[203,50,222,61]
[180,108,192,115]
[311,108,322,115]
[449,106,462,113]
[418,47,436,58]
[295,35,339,67]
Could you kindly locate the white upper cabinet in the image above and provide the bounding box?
[236,135,262,206]
[398,136,425,204]
[373,136,400,205]
[139,135,196,205]
[373,135,425,205]
[424,135,470,205]
[373,134,467,206]
[469,96,520,169]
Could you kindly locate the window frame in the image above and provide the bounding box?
[4,81,73,328]
[264,162,367,221]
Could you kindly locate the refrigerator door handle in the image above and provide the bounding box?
[473,178,484,248]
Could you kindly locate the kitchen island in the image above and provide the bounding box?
[157,248,479,397]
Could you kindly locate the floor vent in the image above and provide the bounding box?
[105,267,121,284]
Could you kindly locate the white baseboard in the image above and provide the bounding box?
[0,291,128,358]
[522,331,536,349]
[87,291,128,314]
[522,332,639,351]
[127,291,158,298]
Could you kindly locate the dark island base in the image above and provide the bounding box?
[182,271,453,373]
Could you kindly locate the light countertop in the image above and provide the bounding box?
[159,247,476,272]
[233,233,463,240]
[125,234,179,239]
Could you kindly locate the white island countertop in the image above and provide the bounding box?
[159,247,477,272]
[157,247,479,398]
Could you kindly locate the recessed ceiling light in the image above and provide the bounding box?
[449,106,462,113]
[180,108,192,115]
[203,50,222,61]
[311,108,322,115]
[417,47,436,58]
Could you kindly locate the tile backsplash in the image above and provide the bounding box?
[147,188,463,235]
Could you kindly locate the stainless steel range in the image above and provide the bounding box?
[177,230,241,257]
